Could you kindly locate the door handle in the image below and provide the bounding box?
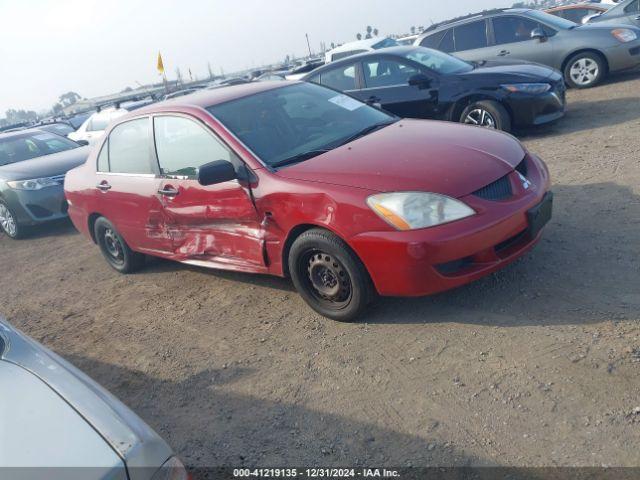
[158,187,179,197]
[497,50,510,57]
[96,182,111,192]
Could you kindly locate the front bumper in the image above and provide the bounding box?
[349,153,552,297]
[505,84,566,127]
[1,184,69,226]
[604,39,640,73]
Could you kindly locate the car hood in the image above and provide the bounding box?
[458,60,562,82]
[0,319,172,478]
[0,146,90,181]
[275,119,525,198]
[0,361,126,475]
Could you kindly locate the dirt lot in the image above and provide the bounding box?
[1,72,640,471]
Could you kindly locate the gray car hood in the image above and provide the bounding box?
[0,319,172,479]
[0,146,89,181]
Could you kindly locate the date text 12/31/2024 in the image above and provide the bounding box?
[233,468,400,478]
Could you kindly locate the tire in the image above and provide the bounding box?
[0,200,26,239]
[93,217,145,273]
[564,52,605,89]
[460,100,511,132]
[288,228,375,322]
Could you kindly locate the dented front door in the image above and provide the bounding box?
[152,114,265,271]
[157,177,265,269]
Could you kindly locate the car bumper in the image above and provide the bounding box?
[505,87,566,127]
[1,184,69,226]
[349,153,552,297]
[603,40,640,72]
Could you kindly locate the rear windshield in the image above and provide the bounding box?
[0,132,79,165]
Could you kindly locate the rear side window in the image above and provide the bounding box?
[154,116,235,178]
[439,29,455,53]
[320,64,357,91]
[420,30,447,49]
[108,118,153,174]
[625,0,639,13]
[454,20,488,51]
[493,16,540,45]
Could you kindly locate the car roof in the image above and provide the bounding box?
[326,37,394,55]
[546,3,609,11]
[304,46,425,74]
[422,8,531,35]
[128,81,295,117]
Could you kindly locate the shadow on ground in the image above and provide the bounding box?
[65,354,492,475]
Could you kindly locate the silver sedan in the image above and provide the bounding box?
[0,318,188,480]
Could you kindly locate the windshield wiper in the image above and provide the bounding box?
[271,149,331,169]
[333,121,396,149]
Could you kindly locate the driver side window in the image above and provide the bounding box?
[153,116,235,178]
[492,16,540,45]
[363,59,420,88]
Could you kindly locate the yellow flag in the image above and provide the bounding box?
[157,52,165,75]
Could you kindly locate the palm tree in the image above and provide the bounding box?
[366,25,373,39]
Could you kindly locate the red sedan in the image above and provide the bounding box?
[65,82,552,321]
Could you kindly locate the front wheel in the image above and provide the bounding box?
[94,217,145,273]
[564,52,605,89]
[460,100,511,132]
[0,200,26,239]
[289,229,375,322]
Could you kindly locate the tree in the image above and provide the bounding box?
[5,109,38,124]
[373,28,379,37]
[58,91,81,107]
[52,103,64,115]
[410,26,416,35]
[356,33,362,40]
[207,62,214,81]
[365,25,373,39]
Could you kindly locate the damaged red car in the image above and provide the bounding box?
[65,82,552,321]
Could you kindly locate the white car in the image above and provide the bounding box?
[324,37,399,63]
[68,108,128,144]
[0,317,187,480]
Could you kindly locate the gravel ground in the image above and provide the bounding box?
[1,71,639,471]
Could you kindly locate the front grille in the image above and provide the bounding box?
[49,174,66,185]
[473,175,512,201]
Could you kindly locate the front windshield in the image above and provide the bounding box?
[404,48,473,74]
[207,83,396,167]
[0,132,79,166]
[528,9,578,29]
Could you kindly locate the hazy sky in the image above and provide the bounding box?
[0,0,513,114]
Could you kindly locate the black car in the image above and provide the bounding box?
[302,46,566,132]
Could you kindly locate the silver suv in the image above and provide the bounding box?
[415,8,640,88]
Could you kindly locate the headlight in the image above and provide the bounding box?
[150,456,189,480]
[367,192,475,231]
[611,28,637,43]
[6,177,60,190]
[501,83,551,94]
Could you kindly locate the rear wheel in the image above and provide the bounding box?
[0,200,25,239]
[564,52,605,89]
[289,229,375,322]
[94,217,145,273]
[460,100,511,132]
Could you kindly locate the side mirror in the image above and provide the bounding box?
[198,160,237,186]
[408,73,432,89]
[76,140,89,146]
[531,27,547,41]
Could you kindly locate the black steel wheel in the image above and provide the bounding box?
[94,217,145,273]
[289,228,375,322]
